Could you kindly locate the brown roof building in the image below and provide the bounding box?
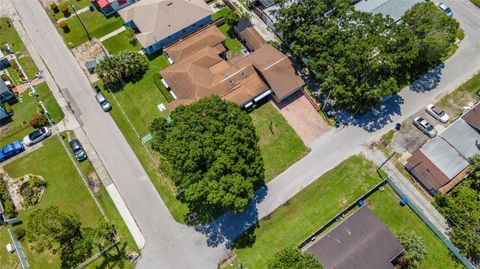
[306,206,404,269]
[160,23,304,111]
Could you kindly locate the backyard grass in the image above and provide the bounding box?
[250,103,307,182]
[0,82,64,147]
[212,7,231,21]
[57,10,124,48]
[218,23,243,58]
[102,29,142,54]
[93,54,190,223]
[368,186,463,269]
[233,155,383,269]
[1,136,136,269]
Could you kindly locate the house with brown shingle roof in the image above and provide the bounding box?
[119,0,212,54]
[160,22,304,111]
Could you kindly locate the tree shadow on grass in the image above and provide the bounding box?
[336,94,404,132]
[194,186,268,248]
[93,241,129,269]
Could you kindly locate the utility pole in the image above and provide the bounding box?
[71,5,91,41]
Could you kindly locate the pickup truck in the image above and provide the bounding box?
[0,141,25,162]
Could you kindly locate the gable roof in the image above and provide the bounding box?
[462,102,480,130]
[164,25,226,63]
[237,26,267,52]
[440,118,480,159]
[119,0,212,48]
[306,206,403,269]
[406,149,453,191]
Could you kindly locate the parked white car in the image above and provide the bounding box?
[413,117,437,138]
[425,104,449,123]
[437,3,453,17]
[23,127,51,146]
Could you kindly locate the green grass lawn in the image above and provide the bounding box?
[250,103,307,182]
[49,0,93,21]
[437,72,480,117]
[57,10,124,48]
[470,0,480,7]
[1,82,64,147]
[102,29,142,54]
[93,54,190,223]
[212,7,231,21]
[218,23,243,58]
[233,155,383,268]
[1,136,136,269]
[368,186,462,268]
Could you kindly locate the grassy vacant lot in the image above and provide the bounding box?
[102,29,142,54]
[250,103,306,182]
[368,186,462,268]
[0,83,64,147]
[1,136,135,269]
[57,10,124,48]
[234,155,383,269]
[437,72,480,118]
[93,54,190,223]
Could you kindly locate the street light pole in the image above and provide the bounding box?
[71,5,91,41]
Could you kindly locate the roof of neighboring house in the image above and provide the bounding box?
[406,149,451,191]
[440,118,480,159]
[355,0,422,22]
[0,102,10,121]
[306,206,403,269]
[462,102,480,130]
[119,0,212,48]
[95,0,111,9]
[161,46,268,111]
[238,26,267,52]
[164,25,226,63]
[0,79,10,95]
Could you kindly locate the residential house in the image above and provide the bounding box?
[160,24,304,111]
[119,0,213,54]
[0,79,15,104]
[355,0,422,22]
[406,103,480,194]
[0,50,10,69]
[93,0,137,16]
[306,206,404,269]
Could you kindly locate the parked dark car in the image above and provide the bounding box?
[69,139,87,161]
[0,141,25,162]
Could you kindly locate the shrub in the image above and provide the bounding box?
[14,227,26,240]
[3,102,13,114]
[59,21,69,32]
[60,6,69,16]
[30,112,49,128]
[3,199,16,218]
[50,2,59,13]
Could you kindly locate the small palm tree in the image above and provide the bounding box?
[397,231,427,268]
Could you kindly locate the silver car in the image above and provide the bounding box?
[96,93,112,112]
[413,117,437,138]
[23,127,51,146]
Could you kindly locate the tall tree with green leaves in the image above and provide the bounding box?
[397,231,427,268]
[268,247,323,269]
[150,96,264,212]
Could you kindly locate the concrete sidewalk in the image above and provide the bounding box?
[99,26,127,42]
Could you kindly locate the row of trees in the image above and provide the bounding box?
[150,96,264,212]
[95,51,149,84]
[274,1,459,113]
[26,206,117,269]
[436,155,480,262]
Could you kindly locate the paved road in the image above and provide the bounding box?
[203,0,480,245]
[6,0,226,268]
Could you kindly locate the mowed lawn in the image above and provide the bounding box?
[102,29,142,54]
[218,23,243,58]
[234,155,383,268]
[2,137,104,268]
[0,83,64,147]
[57,10,124,47]
[368,186,462,268]
[250,103,306,182]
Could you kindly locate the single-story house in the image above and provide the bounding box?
[160,24,304,111]
[93,0,137,16]
[306,206,404,269]
[0,79,15,104]
[354,0,422,22]
[406,103,480,194]
[119,0,213,55]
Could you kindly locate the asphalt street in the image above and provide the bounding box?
[5,0,226,268]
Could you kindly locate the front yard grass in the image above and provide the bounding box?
[2,136,135,269]
[102,29,142,54]
[233,155,383,269]
[57,10,124,48]
[368,186,462,268]
[250,103,307,182]
[0,83,64,147]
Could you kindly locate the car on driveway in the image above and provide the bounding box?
[96,93,111,112]
[0,141,25,162]
[413,117,437,137]
[425,104,449,123]
[437,2,453,17]
[69,139,87,161]
[23,127,51,146]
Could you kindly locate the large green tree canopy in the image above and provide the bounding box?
[150,96,264,212]
[95,51,149,84]
[274,0,458,113]
[268,247,323,269]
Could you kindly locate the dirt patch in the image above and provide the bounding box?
[71,39,106,83]
[87,172,102,192]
